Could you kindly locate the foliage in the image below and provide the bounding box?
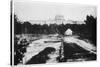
[14,14,96,45]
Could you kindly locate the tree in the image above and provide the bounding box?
[84,15,97,46]
[14,14,22,34]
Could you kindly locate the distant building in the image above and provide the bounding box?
[64,28,73,35]
[55,15,65,21]
[30,15,85,25]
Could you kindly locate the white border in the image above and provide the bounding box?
[0,0,100,67]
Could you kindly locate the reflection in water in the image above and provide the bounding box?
[25,47,56,64]
[21,34,96,64]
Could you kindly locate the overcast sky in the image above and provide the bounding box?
[14,1,97,22]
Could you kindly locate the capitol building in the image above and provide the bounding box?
[30,15,86,25]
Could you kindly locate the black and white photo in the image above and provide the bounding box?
[11,0,97,66]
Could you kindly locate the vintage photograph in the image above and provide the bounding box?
[11,0,97,66]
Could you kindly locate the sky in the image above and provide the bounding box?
[14,1,97,23]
